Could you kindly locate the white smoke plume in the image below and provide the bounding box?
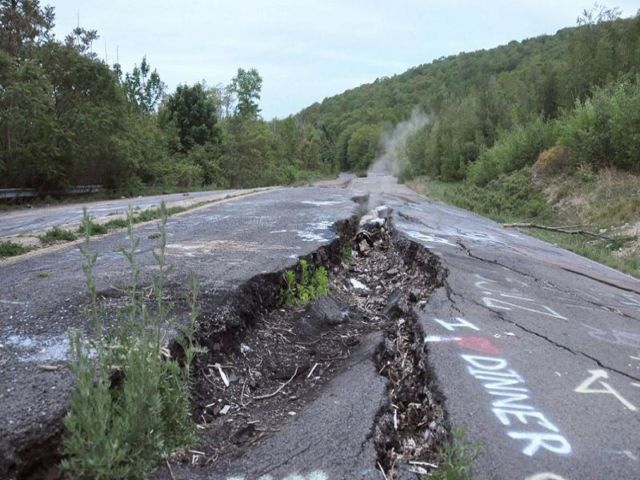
[368,108,431,177]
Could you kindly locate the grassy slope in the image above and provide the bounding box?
[408,168,640,278]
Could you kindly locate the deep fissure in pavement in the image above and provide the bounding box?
[365,231,450,478]
[160,208,452,478]
[14,205,453,480]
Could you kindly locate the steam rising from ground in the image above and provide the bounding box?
[368,108,430,177]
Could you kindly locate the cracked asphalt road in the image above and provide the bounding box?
[0,188,267,239]
[2,175,640,480]
[0,185,359,479]
[364,176,640,480]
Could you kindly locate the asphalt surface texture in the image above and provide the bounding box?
[2,175,640,480]
[0,188,262,238]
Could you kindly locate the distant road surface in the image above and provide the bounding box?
[0,188,262,238]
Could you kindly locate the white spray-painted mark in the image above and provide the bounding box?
[461,355,571,457]
[582,324,640,348]
[424,335,462,344]
[226,471,327,480]
[405,230,455,246]
[474,275,567,320]
[433,317,481,332]
[482,297,567,320]
[574,369,637,412]
[621,450,639,461]
[0,299,28,305]
[525,473,567,480]
[301,201,342,206]
[297,231,327,242]
[456,230,507,246]
[504,276,528,288]
[296,221,333,243]
[620,293,640,309]
[167,240,289,256]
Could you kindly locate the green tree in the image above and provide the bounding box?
[219,119,266,186]
[0,52,64,190]
[64,26,98,59]
[118,56,166,114]
[159,83,220,153]
[0,0,53,56]
[39,40,133,189]
[346,125,380,172]
[229,67,262,119]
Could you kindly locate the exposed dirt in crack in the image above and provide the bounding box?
[342,221,450,479]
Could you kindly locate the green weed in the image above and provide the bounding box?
[430,428,481,480]
[77,215,108,236]
[0,241,32,258]
[39,227,77,244]
[61,203,203,479]
[103,218,128,230]
[341,242,353,264]
[282,259,330,305]
[413,170,553,223]
[134,206,186,224]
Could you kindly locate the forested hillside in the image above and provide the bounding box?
[293,5,640,276]
[3,2,640,204]
[297,5,640,181]
[0,1,334,194]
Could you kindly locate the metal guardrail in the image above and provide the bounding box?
[0,185,103,200]
[0,188,36,199]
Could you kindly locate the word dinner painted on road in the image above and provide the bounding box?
[430,316,572,458]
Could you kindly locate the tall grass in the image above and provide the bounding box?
[61,203,204,479]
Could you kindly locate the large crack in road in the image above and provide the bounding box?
[151,206,452,480]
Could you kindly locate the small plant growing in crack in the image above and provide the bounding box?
[39,226,77,244]
[341,241,353,264]
[282,259,329,305]
[0,240,32,258]
[430,428,481,480]
[61,203,204,479]
[77,213,108,236]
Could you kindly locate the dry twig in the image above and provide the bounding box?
[165,459,176,480]
[253,367,299,400]
[503,222,611,240]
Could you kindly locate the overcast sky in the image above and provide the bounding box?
[50,1,639,119]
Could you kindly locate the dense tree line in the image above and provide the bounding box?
[0,1,333,194]
[3,3,639,194]
[297,5,640,182]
